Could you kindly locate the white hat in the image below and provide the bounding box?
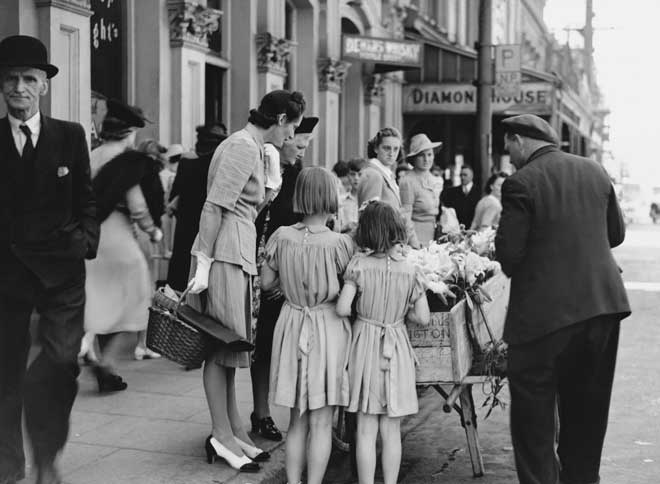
[166,144,185,159]
[406,133,442,158]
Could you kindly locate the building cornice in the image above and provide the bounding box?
[36,0,92,17]
[167,1,222,50]
[256,32,294,76]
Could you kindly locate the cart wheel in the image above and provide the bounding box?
[331,407,354,453]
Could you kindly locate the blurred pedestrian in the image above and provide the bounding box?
[85,134,164,391]
[166,125,226,291]
[186,90,306,473]
[250,116,319,442]
[263,167,355,484]
[0,35,100,484]
[440,164,480,228]
[400,133,443,246]
[496,114,631,484]
[470,172,508,230]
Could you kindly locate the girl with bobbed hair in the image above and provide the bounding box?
[358,127,421,248]
[186,89,305,473]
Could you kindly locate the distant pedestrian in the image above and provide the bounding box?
[400,133,443,246]
[470,171,508,230]
[0,35,100,484]
[440,164,480,228]
[358,127,420,248]
[262,167,355,484]
[495,114,631,484]
[336,200,430,484]
[166,124,226,291]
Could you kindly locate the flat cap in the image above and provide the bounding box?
[501,114,559,145]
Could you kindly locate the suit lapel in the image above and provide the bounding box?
[35,114,56,171]
[0,116,20,175]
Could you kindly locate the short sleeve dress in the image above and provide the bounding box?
[267,223,355,414]
[344,252,426,417]
[399,171,443,246]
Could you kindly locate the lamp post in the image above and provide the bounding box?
[475,0,493,193]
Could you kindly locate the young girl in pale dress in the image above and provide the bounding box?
[261,167,355,484]
[337,201,430,484]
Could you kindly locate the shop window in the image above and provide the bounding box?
[458,56,476,82]
[423,44,439,82]
[207,0,223,54]
[441,50,458,82]
[205,64,225,127]
[90,0,123,100]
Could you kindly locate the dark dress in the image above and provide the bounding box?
[252,161,302,364]
[166,152,212,291]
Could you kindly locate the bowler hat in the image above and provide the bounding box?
[501,114,559,145]
[295,116,319,135]
[0,35,58,78]
[406,133,442,158]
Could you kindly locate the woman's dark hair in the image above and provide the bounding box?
[356,201,407,254]
[248,90,306,128]
[367,127,402,159]
[332,160,350,178]
[484,171,509,194]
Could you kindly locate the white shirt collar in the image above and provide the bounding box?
[8,111,41,137]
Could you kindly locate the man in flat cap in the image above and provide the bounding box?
[0,35,99,484]
[495,114,630,484]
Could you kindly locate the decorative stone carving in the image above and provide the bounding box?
[318,58,351,93]
[364,74,385,105]
[383,0,409,38]
[256,32,293,75]
[168,1,222,49]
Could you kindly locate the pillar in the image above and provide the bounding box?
[363,73,384,145]
[317,57,350,168]
[35,0,92,139]
[167,1,222,148]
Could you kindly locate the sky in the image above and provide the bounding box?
[544,0,660,189]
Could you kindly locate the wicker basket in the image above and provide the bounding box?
[146,288,213,369]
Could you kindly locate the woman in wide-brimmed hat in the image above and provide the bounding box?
[399,133,444,246]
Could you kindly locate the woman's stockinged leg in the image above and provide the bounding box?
[203,357,244,456]
[286,408,309,484]
[379,416,402,484]
[226,366,255,444]
[307,406,334,484]
[356,412,379,484]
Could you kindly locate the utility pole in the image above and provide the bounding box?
[584,0,594,89]
[475,0,493,193]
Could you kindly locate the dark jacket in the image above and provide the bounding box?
[0,115,99,292]
[440,183,481,228]
[166,152,213,290]
[495,145,630,345]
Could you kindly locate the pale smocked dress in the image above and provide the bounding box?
[345,252,425,417]
[267,223,355,413]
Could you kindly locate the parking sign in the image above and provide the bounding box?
[495,44,521,98]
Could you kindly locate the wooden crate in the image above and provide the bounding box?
[408,273,510,384]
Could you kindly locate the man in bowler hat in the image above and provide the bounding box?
[495,114,630,484]
[0,36,99,484]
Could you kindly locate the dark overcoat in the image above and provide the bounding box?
[495,145,630,345]
[440,183,481,228]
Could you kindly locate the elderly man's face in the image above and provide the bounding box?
[280,133,312,164]
[1,67,48,119]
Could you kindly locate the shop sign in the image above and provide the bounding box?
[342,35,422,68]
[403,82,553,114]
[494,44,521,97]
[91,0,123,100]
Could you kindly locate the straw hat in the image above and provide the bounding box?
[406,133,442,158]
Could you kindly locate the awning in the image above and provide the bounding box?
[342,34,422,73]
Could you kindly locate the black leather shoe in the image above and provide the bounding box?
[250,412,282,441]
[93,366,128,393]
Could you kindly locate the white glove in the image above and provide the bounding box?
[149,227,164,243]
[187,252,212,294]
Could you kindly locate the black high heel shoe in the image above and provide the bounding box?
[250,412,282,441]
[93,366,127,393]
[205,435,260,473]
